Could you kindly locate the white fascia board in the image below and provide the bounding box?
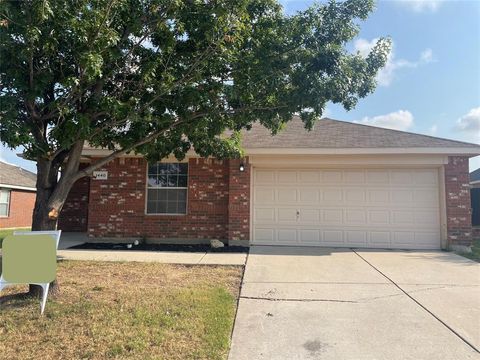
[244,147,480,156]
[82,146,480,157]
[0,184,36,191]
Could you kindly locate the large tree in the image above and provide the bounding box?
[0,0,390,232]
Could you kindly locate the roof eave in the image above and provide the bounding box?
[244,147,480,156]
[81,146,480,158]
[0,183,36,191]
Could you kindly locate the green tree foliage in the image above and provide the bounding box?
[0,0,390,229]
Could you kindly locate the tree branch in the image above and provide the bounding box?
[73,120,185,181]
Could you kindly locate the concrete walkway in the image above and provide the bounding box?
[57,232,247,265]
[58,249,247,265]
[229,246,480,360]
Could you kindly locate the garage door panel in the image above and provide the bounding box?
[391,189,414,203]
[277,171,297,183]
[299,229,321,243]
[415,170,438,185]
[369,232,391,246]
[278,208,297,222]
[345,189,366,203]
[346,209,367,224]
[255,187,275,203]
[415,232,440,246]
[322,230,344,245]
[368,210,390,224]
[277,229,297,243]
[298,209,320,223]
[299,171,320,183]
[392,210,415,225]
[323,209,344,224]
[253,168,441,249]
[299,188,319,203]
[367,170,390,184]
[393,231,415,246]
[254,208,275,222]
[368,189,390,203]
[345,231,367,245]
[322,189,343,203]
[390,170,414,185]
[345,170,365,184]
[255,170,275,183]
[415,189,438,205]
[415,210,440,225]
[322,170,342,183]
[254,228,275,243]
[277,188,297,202]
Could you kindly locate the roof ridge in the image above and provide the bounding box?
[321,117,480,148]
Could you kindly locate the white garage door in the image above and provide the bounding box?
[252,168,441,249]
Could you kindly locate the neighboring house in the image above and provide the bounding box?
[470,168,480,239]
[0,161,36,229]
[59,117,480,250]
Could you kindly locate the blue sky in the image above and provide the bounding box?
[1,0,479,172]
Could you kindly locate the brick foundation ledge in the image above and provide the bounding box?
[228,239,250,247]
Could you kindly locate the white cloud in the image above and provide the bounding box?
[355,110,414,131]
[428,124,438,135]
[354,39,435,87]
[397,0,443,13]
[420,48,434,63]
[454,107,480,142]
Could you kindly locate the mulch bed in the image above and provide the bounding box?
[70,242,249,253]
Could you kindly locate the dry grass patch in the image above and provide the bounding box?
[0,261,243,360]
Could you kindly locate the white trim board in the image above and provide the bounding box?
[0,184,36,192]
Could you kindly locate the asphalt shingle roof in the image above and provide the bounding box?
[241,117,480,149]
[0,161,36,189]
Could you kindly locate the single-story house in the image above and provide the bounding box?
[59,117,480,250]
[470,168,480,239]
[0,161,37,229]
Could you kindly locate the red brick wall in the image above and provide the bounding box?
[473,227,480,240]
[0,189,35,229]
[228,158,251,242]
[58,174,90,232]
[87,157,231,240]
[445,156,472,246]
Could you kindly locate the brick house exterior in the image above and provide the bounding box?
[59,118,480,249]
[444,156,473,246]
[0,161,37,229]
[60,157,251,243]
[0,189,36,229]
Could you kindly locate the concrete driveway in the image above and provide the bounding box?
[229,246,480,360]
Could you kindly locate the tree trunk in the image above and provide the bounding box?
[28,153,81,297]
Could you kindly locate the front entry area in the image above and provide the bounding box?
[252,167,442,249]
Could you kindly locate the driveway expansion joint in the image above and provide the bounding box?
[196,252,208,264]
[351,249,480,354]
[239,296,357,303]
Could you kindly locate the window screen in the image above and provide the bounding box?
[146,163,188,214]
[0,189,10,217]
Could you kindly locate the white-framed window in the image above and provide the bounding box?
[0,189,10,217]
[146,163,188,214]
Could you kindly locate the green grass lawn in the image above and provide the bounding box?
[458,238,480,262]
[0,261,243,359]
